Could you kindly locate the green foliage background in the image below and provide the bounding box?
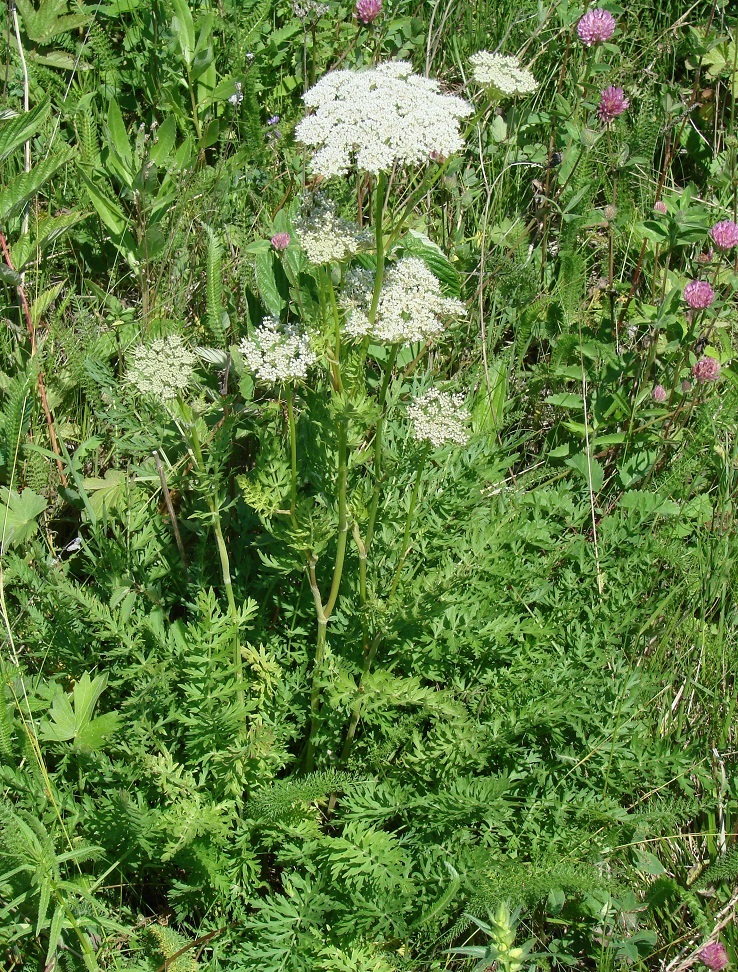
[0,0,737,969]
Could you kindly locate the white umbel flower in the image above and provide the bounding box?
[240,317,317,383]
[408,388,470,448]
[295,61,472,178]
[295,194,371,265]
[342,257,465,344]
[127,335,197,400]
[470,52,538,97]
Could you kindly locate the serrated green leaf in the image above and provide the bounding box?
[0,100,49,162]
[0,147,74,224]
[0,487,47,549]
[255,250,286,317]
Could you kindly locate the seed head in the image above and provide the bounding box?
[709,220,738,251]
[692,356,721,384]
[355,0,381,23]
[699,943,729,971]
[577,8,616,45]
[683,279,716,310]
[598,86,629,123]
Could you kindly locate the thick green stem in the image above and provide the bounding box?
[326,423,349,617]
[186,66,202,140]
[388,448,427,602]
[369,173,387,325]
[339,448,427,766]
[187,409,243,707]
[365,344,398,552]
[286,384,298,521]
[326,268,343,392]
[304,417,349,769]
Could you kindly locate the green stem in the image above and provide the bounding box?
[186,66,202,140]
[186,406,242,707]
[286,384,298,521]
[369,172,387,325]
[326,267,343,392]
[304,416,349,769]
[325,418,349,617]
[387,447,427,602]
[364,344,398,553]
[339,449,427,768]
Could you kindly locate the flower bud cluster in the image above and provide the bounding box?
[295,194,371,265]
[469,52,538,97]
[127,335,197,401]
[408,388,470,448]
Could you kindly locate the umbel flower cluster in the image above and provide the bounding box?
[470,52,538,98]
[408,388,470,448]
[127,335,197,401]
[295,61,472,177]
[341,257,466,344]
[240,317,317,383]
[295,194,371,265]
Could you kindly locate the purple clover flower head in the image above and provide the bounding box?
[653,200,667,215]
[709,219,738,251]
[652,384,667,403]
[577,8,616,46]
[271,232,291,251]
[683,279,716,309]
[699,943,729,970]
[598,86,629,124]
[692,356,721,384]
[356,0,382,23]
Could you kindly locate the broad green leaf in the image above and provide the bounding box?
[79,171,139,269]
[403,229,460,296]
[566,452,604,492]
[149,116,178,165]
[30,280,65,326]
[0,487,47,548]
[171,0,196,65]
[0,147,74,224]
[255,250,286,317]
[32,50,91,70]
[105,99,133,184]
[0,99,49,162]
[546,392,584,409]
[40,672,120,752]
[83,468,127,517]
